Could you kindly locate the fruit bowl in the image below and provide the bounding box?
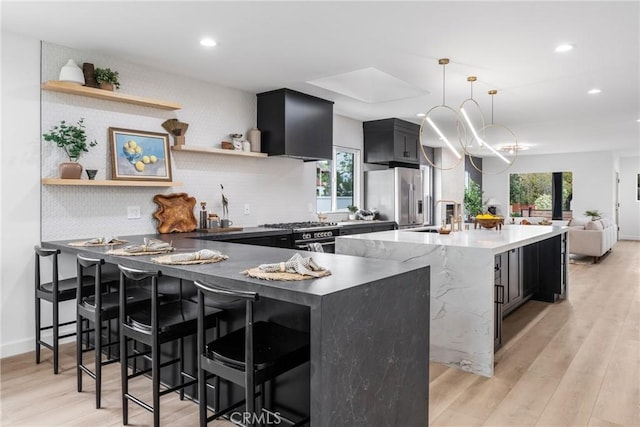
[474,216,504,230]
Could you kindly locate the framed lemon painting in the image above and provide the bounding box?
[109,128,172,181]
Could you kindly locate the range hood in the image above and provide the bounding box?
[257,88,333,161]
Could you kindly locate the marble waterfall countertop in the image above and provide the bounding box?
[336,224,568,377]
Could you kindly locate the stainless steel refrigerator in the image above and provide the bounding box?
[365,167,424,228]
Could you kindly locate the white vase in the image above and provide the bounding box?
[247,128,261,152]
[59,59,85,85]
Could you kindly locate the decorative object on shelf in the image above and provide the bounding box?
[85,169,98,180]
[58,59,85,85]
[247,128,261,152]
[220,141,234,150]
[161,119,189,146]
[230,133,248,151]
[152,193,197,233]
[108,127,171,181]
[418,58,465,171]
[584,210,602,220]
[242,141,251,152]
[42,117,98,179]
[94,67,120,91]
[220,219,234,228]
[82,63,99,88]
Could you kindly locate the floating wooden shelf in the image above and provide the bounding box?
[41,81,182,110]
[171,145,268,158]
[42,178,183,187]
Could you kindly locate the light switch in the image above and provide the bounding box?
[127,206,141,219]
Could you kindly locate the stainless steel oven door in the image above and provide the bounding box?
[295,241,335,253]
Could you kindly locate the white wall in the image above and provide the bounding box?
[483,151,640,240]
[618,156,640,240]
[1,32,42,357]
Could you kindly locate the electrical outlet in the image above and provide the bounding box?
[127,206,141,219]
[244,204,250,215]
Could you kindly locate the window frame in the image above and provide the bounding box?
[316,146,361,213]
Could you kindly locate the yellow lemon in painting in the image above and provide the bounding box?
[135,146,142,154]
[142,155,150,164]
[150,155,157,163]
[128,140,137,149]
[135,161,145,172]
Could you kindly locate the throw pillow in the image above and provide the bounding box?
[568,216,591,227]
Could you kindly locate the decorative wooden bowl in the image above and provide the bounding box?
[474,217,504,230]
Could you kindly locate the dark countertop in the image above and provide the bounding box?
[42,232,424,307]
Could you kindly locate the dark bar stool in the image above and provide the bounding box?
[118,265,222,427]
[34,246,95,374]
[194,280,310,427]
[76,254,150,408]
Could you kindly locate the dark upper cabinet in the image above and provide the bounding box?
[363,118,420,166]
[257,88,334,161]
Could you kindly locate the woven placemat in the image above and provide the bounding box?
[242,268,331,281]
[69,239,128,247]
[151,255,228,265]
[107,248,173,256]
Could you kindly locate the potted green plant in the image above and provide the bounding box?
[42,118,98,179]
[93,67,120,91]
[584,210,602,220]
[347,205,358,220]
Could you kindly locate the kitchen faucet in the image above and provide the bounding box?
[435,200,462,231]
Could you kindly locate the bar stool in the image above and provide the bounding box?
[34,246,95,374]
[76,254,150,408]
[194,280,310,427]
[118,265,222,427]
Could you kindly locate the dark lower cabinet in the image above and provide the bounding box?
[494,232,568,350]
[495,248,523,318]
[535,234,567,302]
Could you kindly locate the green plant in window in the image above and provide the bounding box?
[464,179,483,217]
[347,205,358,213]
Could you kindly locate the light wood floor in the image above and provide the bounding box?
[1,241,638,426]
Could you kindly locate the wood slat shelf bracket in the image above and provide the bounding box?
[42,178,183,187]
[41,81,182,110]
[171,145,268,158]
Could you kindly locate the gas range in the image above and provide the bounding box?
[261,221,340,252]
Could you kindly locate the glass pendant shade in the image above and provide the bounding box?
[59,59,85,85]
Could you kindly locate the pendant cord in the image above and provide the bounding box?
[442,64,446,105]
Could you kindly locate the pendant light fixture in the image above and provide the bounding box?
[459,75,486,154]
[466,89,518,174]
[419,58,465,170]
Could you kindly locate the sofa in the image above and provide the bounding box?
[567,216,617,263]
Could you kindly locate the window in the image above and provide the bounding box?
[316,147,361,212]
[509,172,573,220]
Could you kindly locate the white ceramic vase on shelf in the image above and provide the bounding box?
[247,128,261,152]
[59,59,85,85]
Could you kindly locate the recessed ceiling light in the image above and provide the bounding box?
[555,43,574,53]
[587,88,601,95]
[416,113,426,117]
[200,38,217,47]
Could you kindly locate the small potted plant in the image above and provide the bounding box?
[42,118,98,179]
[347,205,358,220]
[94,67,120,91]
[584,210,602,220]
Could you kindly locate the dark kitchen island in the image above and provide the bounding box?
[42,232,430,426]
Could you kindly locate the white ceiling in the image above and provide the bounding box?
[2,1,639,156]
